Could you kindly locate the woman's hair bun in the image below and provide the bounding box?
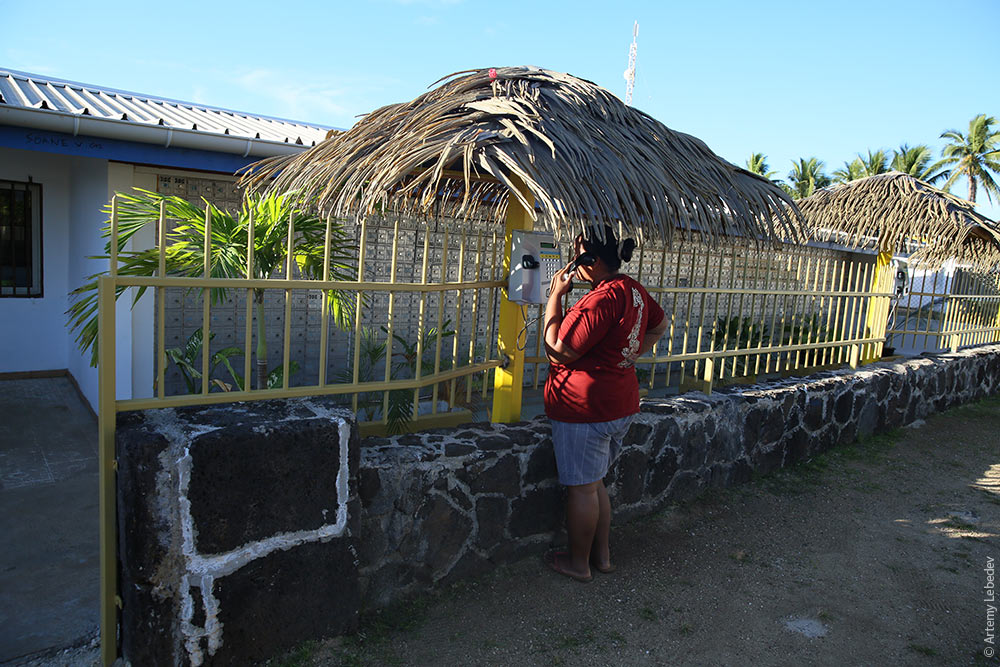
[620,238,637,262]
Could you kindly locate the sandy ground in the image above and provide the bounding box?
[287,395,1000,667]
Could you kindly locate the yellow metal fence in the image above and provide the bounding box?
[886,266,1000,353]
[523,239,896,394]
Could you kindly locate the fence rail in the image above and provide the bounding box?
[886,266,1000,353]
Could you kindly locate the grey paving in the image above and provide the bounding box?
[0,378,99,663]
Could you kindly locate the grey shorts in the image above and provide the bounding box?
[550,415,635,486]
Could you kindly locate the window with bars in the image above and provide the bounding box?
[0,180,43,297]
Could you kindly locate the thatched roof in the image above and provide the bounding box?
[241,66,802,245]
[798,172,1000,269]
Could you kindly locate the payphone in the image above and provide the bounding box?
[507,230,562,304]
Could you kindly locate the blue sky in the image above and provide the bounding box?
[4,0,999,219]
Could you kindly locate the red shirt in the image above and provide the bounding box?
[544,274,665,423]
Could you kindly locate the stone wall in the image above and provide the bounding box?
[356,344,1000,608]
[115,399,359,667]
[115,344,1000,664]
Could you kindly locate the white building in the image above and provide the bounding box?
[0,68,332,410]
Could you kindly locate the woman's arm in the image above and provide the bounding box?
[543,264,582,365]
[637,316,668,357]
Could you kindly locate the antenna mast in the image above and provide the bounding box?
[624,21,638,106]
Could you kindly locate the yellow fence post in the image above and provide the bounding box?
[492,180,534,422]
[701,357,715,395]
[97,274,118,666]
[861,249,892,364]
[994,298,1000,344]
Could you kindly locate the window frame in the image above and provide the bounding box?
[0,179,43,298]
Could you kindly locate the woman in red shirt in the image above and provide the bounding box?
[543,226,667,582]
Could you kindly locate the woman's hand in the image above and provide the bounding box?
[548,261,575,301]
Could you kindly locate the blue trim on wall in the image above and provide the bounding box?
[0,125,261,173]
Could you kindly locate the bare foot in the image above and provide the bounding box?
[544,550,592,583]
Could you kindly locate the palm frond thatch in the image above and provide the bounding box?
[797,171,1000,270]
[240,66,803,246]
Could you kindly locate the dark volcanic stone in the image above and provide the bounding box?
[743,407,763,446]
[873,373,890,398]
[448,484,473,511]
[418,494,472,573]
[357,513,387,567]
[623,422,653,448]
[115,418,170,589]
[509,486,563,538]
[856,399,879,438]
[465,455,521,497]
[749,441,785,475]
[706,462,733,488]
[649,417,682,458]
[477,434,514,451]
[641,400,678,415]
[504,428,536,446]
[804,396,826,431]
[613,448,648,505]
[834,391,854,424]
[645,448,679,499]
[119,582,174,667]
[525,440,558,484]
[730,458,752,485]
[783,427,810,464]
[764,408,789,445]
[211,539,358,665]
[187,417,345,554]
[677,419,708,469]
[176,399,313,430]
[475,496,509,550]
[359,468,381,508]
[445,443,476,457]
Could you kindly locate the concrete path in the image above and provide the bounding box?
[0,378,99,664]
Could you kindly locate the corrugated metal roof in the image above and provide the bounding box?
[0,68,334,147]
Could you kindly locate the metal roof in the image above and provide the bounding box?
[0,68,333,148]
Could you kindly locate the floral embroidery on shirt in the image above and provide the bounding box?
[618,287,644,367]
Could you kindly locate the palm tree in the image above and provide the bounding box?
[67,189,357,390]
[833,158,865,184]
[933,114,1000,204]
[890,144,946,184]
[745,153,778,180]
[787,157,832,198]
[858,149,890,177]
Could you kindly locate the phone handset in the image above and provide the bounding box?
[562,252,597,281]
[521,253,541,302]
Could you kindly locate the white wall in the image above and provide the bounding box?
[108,163,157,400]
[65,156,111,408]
[0,147,72,374]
